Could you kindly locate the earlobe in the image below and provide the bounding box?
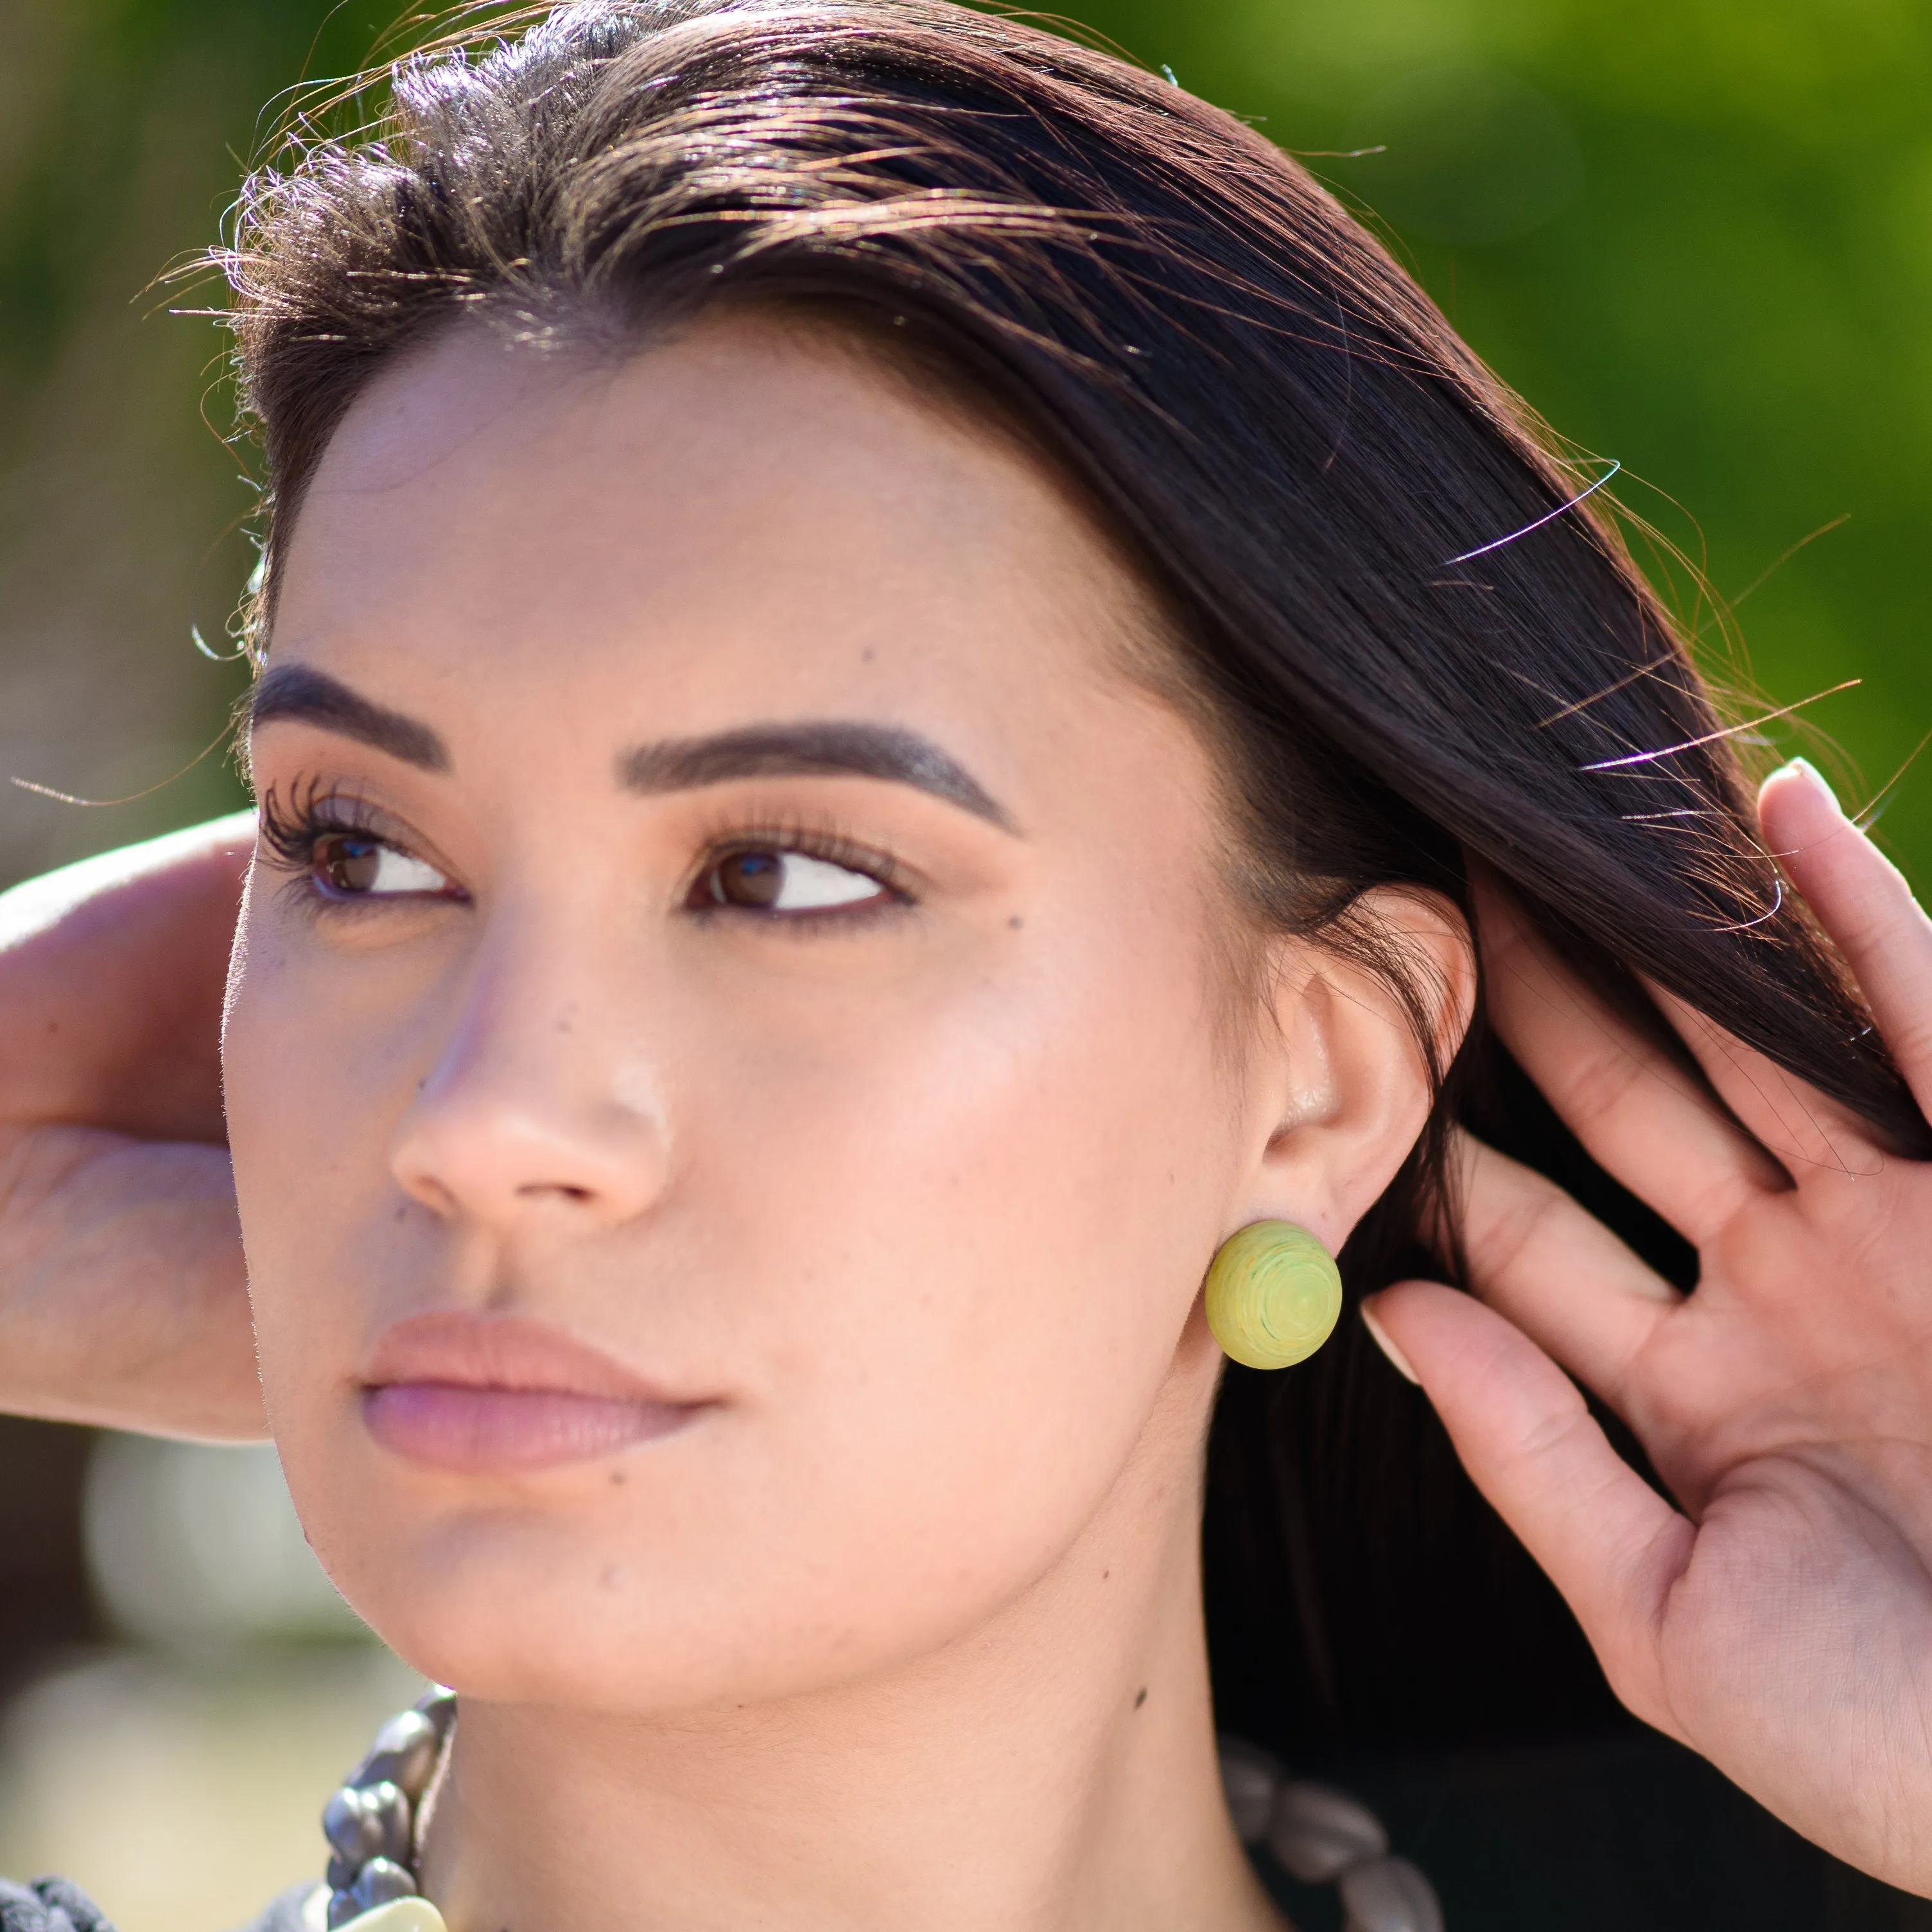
[1237,886,1475,1256]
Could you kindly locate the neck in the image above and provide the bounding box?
[418,1417,1279,1932]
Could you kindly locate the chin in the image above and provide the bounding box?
[303,1508,810,1715]
[304,1473,1055,1719]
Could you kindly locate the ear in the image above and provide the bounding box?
[1231,886,1477,1257]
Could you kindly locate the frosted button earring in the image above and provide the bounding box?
[1204,1222,1343,1370]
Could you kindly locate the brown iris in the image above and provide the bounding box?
[315,832,385,895]
[708,850,786,907]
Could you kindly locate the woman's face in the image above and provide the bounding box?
[225,314,1370,1707]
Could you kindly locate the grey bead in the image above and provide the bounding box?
[349,1859,419,1913]
[1267,1779,1389,1884]
[323,1782,411,1865]
[1217,1737,1284,1845]
[1340,1854,1445,1932]
[326,1890,362,1930]
[351,1710,442,1798]
[413,1687,458,1737]
[325,1856,358,1893]
[322,1788,371,1861]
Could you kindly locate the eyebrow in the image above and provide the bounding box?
[619,722,1016,831]
[250,663,451,772]
[249,666,1013,831]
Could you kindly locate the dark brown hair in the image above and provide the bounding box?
[218,0,1929,1752]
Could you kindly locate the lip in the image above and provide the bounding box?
[361,1312,708,1474]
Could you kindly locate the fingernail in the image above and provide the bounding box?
[1359,1300,1420,1385]
[1785,756,1842,812]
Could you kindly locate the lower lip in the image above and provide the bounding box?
[362,1383,699,1472]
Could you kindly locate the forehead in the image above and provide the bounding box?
[270,312,1162,725]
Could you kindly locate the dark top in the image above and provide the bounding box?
[1253,1730,1932,1932]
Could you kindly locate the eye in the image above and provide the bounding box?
[701,847,890,913]
[313,831,451,899]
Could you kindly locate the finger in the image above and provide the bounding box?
[1475,869,1788,1243]
[1364,1279,1691,1736]
[1645,977,1881,1180]
[0,1124,263,1439]
[1455,1133,1678,1413]
[0,812,253,1140]
[1761,759,1932,1125]
[0,809,255,948]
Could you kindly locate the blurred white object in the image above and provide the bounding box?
[0,1647,424,1932]
[83,1433,365,1648]
[0,1437,416,1931]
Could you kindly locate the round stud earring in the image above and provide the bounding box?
[1203,1221,1344,1370]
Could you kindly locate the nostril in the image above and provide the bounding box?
[401,1174,461,1219]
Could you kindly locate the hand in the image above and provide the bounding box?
[1368,760,1932,1895]
[0,813,263,1438]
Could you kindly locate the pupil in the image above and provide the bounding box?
[321,835,382,893]
[718,851,784,907]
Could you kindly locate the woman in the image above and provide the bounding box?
[4,2,1932,1926]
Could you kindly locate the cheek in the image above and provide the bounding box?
[222,901,436,1410]
[221,876,1245,1707]
[223,908,322,1347]
[657,916,1241,1622]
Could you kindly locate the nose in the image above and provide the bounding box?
[388,932,668,1232]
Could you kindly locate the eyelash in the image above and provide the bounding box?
[258,778,372,865]
[254,779,453,908]
[256,781,910,921]
[683,817,910,920]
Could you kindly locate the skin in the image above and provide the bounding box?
[1373,772,1932,1887]
[0,816,257,1436]
[7,312,1932,1908]
[220,313,1464,1932]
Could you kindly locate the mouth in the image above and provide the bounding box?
[360,1312,709,1474]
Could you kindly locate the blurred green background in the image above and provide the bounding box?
[2,0,1929,892]
[0,0,1927,885]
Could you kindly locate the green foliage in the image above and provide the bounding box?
[1092,0,1932,871]
[1,0,1925,873]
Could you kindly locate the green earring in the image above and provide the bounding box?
[1204,1221,1343,1370]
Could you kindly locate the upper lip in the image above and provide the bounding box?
[362,1310,698,1405]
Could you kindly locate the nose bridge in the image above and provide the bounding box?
[391,889,666,1224]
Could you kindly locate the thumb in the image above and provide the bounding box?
[1362,1279,1694,1738]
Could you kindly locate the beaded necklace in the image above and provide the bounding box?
[320,1689,452,1930]
[320,1694,1443,1932]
